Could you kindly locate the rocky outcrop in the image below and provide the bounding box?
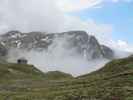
[0,30,114,60]
[0,43,8,62]
[101,45,114,59]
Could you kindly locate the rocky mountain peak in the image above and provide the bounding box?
[1,30,22,38]
[0,30,114,60]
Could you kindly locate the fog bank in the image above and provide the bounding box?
[7,36,109,76]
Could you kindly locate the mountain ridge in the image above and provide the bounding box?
[0,30,114,61]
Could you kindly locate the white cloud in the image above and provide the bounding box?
[57,0,133,12]
[116,40,133,52]
[0,0,132,53]
[57,0,103,12]
[0,0,65,33]
[59,16,113,42]
[0,0,112,36]
[104,39,133,52]
[61,16,133,52]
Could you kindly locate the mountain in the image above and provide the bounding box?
[0,56,133,99]
[0,30,114,60]
[101,45,114,59]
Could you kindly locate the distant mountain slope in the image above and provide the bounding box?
[0,56,133,99]
[0,30,114,60]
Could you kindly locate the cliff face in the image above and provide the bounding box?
[0,30,114,60]
[101,45,114,59]
[0,43,7,63]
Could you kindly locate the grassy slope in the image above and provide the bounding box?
[0,57,133,100]
[0,63,45,80]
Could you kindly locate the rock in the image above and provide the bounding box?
[101,45,114,59]
[0,43,8,62]
[0,30,114,60]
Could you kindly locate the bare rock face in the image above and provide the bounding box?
[0,30,114,60]
[101,45,114,59]
[0,42,8,62]
[0,43,7,57]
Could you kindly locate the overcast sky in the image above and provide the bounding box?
[0,0,133,52]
